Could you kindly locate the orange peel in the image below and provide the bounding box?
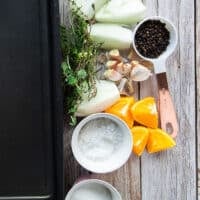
[131,97,158,128]
[105,97,134,128]
[147,128,176,153]
[131,126,149,156]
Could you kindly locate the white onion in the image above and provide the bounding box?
[76,80,120,116]
[90,23,132,49]
[130,65,152,82]
[95,0,146,25]
[72,0,108,20]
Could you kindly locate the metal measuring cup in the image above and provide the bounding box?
[132,16,178,138]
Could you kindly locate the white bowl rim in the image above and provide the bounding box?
[132,15,178,61]
[71,113,133,173]
[65,179,122,200]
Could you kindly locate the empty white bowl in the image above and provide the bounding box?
[71,113,133,173]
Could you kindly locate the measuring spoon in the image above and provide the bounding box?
[132,16,179,138]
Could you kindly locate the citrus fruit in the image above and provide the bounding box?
[130,97,158,128]
[105,97,134,128]
[147,128,176,153]
[131,126,149,156]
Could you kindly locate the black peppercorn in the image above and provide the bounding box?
[135,20,170,58]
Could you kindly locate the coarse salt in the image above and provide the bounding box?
[78,118,123,161]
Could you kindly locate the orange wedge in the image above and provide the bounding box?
[105,97,134,128]
[130,97,158,128]
[131,126,149,156]
[147,128,176,153]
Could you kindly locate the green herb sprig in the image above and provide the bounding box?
[60,1,101,125]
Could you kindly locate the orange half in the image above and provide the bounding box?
[130,97,158,128]
[147,128,176,153]
[131,126,149,156]
[105,97,134,128]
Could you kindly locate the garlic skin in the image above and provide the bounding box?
[130,64,152,82]
[118,78,128,93]
[115,62,124,74]
[131,60,140,67]
[108,49,122,61]
[104,69,122,81]
[106,60,118,69]
[123,63,132,75]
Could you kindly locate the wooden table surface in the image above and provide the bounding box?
[59,0,199,199]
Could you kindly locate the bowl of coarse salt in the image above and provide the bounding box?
[71,113,133,173]
[65,179,122,200]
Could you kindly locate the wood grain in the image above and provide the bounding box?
[196,0,200,198]
[60,0,91,192]
[141,0,196,199]
[59,0,141,198]
[90,85,141,200]
[59,0,197,199]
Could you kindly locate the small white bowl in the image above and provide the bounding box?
[132,16,178,61]
[65,179,122,200]
[71,113,133,173]
[132,16,178,74]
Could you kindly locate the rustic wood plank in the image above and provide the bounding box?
[59,0,64,23]
[91,85,141,200]
[141,0,196,199]
[91,154,141,200]
[59,0,90,192]
[59,0,71,27]
[59,0,141,198]
[63,121,90,191]
[60,0,197,199]
[63,88,141,199]
[196,0,200,198]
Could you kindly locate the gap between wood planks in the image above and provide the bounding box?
[195,0,200,198]
[59,0,198,199]
[140,0,197,199]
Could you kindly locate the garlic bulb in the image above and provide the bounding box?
[130,64,152,82]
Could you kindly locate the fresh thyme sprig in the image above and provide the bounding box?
[60,1,101,125]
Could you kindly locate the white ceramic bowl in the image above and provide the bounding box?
[65,179,122,200]
[132,16,178,62]
[71,113,133,173]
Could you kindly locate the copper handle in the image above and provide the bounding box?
[158,88,179,138]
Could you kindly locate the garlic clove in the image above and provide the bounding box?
[116,62,124,74]
[130,64,152,82]
[117,78,128,93]
[131,60,140,68]
[123,63,132,75]
[128,51,134,60]
[117,78,135,96]
[126,80,134,95]
[106,60,118,69]
[108,49,122,61]
[104,69,122,81]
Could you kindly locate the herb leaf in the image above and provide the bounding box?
[60,1,101,125]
